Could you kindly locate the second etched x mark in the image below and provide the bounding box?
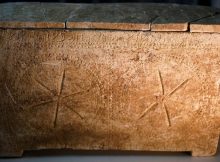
[138,70,189,126]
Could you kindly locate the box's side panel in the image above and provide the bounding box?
[0,29,219,156]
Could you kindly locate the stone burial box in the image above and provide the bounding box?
[0,2,220,157]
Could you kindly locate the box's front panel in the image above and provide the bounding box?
[0,29,219,156]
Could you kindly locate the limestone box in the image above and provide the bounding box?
[0,2,220,157]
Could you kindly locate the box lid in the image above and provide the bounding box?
[0,2,220,33]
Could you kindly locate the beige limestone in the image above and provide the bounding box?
[0,29,220,157]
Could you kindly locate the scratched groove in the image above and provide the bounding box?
[138,70,190,127]
[53,69,65,128]
[5,83,25,110]
[33,77,55,95]
[1,29,220,157]
[4,61,91,129]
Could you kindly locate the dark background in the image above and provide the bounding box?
[1,0,220,8]
[0,0,218,7]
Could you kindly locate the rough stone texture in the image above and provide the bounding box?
[150,4,216,31]
[0,3,80,28]
[0,29,220,157]
[190,14,220,33]
[0,3,218,31]
[1,2,220,158]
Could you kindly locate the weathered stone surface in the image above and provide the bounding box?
[151,4,215,31]
[66,3,157,30]
[0,29,220,157]
[0,3,219,31]
[0,3,78,28]
[0,2,220,158]
[190,14,220,33]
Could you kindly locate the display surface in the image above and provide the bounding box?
[0,2,220,157]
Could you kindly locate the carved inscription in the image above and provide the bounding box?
[5,61,89,128]
[138,70,190,126]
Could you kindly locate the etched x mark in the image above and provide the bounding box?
[138,70,189,126]
[35,68,86,128]
[5,62,86,128]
